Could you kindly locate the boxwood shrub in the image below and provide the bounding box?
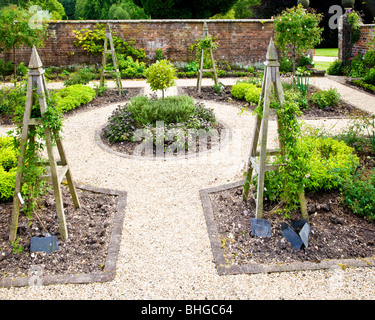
[55,84,96,113]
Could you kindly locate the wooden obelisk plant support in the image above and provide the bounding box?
[9,46,80,242]
[197,21,219,94]
[100,23,123,96]
[242,38,308,221]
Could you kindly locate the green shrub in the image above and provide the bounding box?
[185,61,199,73]
[55,84,96,113]
[344,53,366,78]
[244,85,261,104]
[126,95,196,127]
[117,55,146,78]
[0,59,14,77]
[327,60,344,76]
[103,95,217,145]
[352,79,375,93]
[0,146,17,171]
[0,83,27,116]
[144,60,177,100]
[340,167,375,221]
[364,67,375,85]
[310,88,340,109]
[231,83,255,100]
[300,136,359,191]
[298,54,314,67]
[279,56,293,73]
[63,67,96,86]
[0,167,16,202]
[364,50,375,67]
[17,62,28,77]
[261,136,359,202]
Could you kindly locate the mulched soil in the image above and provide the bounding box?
[209,155,375,266]
[0,185,118,278]
[181,85,370,119]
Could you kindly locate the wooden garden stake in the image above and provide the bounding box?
[9,46,80,242]
[100,23,123,96]
[197,21,218,93]
[243,38,308,221]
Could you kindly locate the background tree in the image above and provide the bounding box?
[133,0,237,19]
[0,5,48,80]
[75,0,117,19]
[274,4,323,76]
[210,0,260,19]
[108,0,149,20]
[58,0,76,19]
[29,0,67,19]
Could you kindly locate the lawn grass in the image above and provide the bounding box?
[313,61,334,71]
[314,48,338,57]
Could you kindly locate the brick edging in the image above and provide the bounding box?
[0,184,127,288]
[199,180,375,275]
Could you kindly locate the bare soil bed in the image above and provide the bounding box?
[0,185,118,279]
[208,155,375,267]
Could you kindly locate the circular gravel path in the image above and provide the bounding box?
[0,78,374,300]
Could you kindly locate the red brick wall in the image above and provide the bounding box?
[352,24,375,56]
[0,19,274,68]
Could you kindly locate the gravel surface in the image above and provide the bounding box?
[0,77,374,300]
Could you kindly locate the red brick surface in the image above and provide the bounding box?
[0,19,275,68]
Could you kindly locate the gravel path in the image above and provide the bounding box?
[0,77,374,300]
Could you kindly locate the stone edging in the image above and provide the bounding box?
[199,180,375,275]
[0,184,127,288]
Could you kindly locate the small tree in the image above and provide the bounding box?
[0,5,48,81]
[144,59,177,101]
[274,4,323,77]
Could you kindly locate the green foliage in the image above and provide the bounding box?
[0,135,17,203]
[185,61,199,73]
[327,60,344,76]
[11,237,24,254]
[0,59,14,77]
[108,0,149,20]
[144,60,177,100]
[155,49,163,61]
[340,167,375,221]
[231,82,260,103]
[352,79,375,93]
[274,4,323,76]
[133,0,237,19]
[73,24,145,61]
[103,95,217,150]
[54,84,96,112]
[364,50,375,67]
[125,95,196,127]
[347,9,362,44]
[75,0,117,19]
[364,68,375,85]
[309,88,340,109]
[117,55,146,78]
[279,56,293,73]
[29,0,67,20]
[344,52,366,78]
[0,82,27,116]
[63,66,95,86]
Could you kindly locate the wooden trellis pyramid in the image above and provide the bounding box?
[100,23,123,96]
[242,38,308,221]
[9,46,81,242]
[197,21,218,94]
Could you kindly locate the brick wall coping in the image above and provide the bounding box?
[46,19,274,24]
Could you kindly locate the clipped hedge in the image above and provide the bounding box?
[55,84,96,113]
[231,82,261,104]
[0,135,17,203]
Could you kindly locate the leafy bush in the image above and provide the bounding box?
[117,55,146,78]
[185,61,199,73]
[352,79,375,93]
[310,88,340,109]
[103,95,217,145]
[0,135,18,203]
[144,60,177,100]
[55,84,96,112]
[17,62,28,77]
[327,60,344,76]
[244,85,261,104]
[344,53,366,78]
[0,59,14,77]
[0,167,16,202]
[260,136,359,203]
[364,67,375,85]
[301,136,359,191]
[364,50,375,67]
[340,167,375,221]
[0,83,27,116]
[125,95,196,127]
[298,54,314,67]
[63,67,96,86]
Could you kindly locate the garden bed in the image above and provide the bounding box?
[0,184,126,287]
[201,154,375,274]
[181,85,369,119]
